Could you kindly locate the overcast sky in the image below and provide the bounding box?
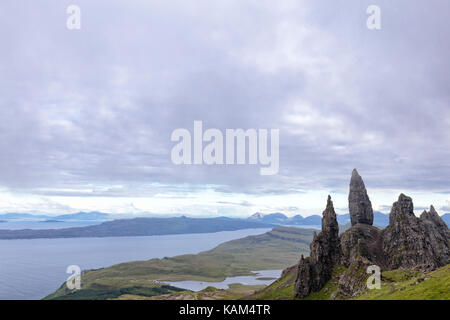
[0,0,449,217]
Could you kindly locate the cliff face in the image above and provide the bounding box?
[382,195,450,271]
[293,170,450,299]
[340,224,385,268]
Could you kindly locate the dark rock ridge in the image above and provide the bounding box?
[294,196,341,298]
[349,169,374,226]
[382,196,450,271]
[294,170,450,299]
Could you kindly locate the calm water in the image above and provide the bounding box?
[165,269,282,291]
[0,228,270,300]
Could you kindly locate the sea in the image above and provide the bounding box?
[0,225,271,300]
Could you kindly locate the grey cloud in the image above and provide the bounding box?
[216,200,253,207]
[414,206,432,212]
[379,204,432,213]
[378,205,392,212]
[0,0,449,199]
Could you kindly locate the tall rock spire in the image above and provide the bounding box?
[348,169,373,226]
[310,195,340,264]
[320,195,339,243]
[294,195,341,298]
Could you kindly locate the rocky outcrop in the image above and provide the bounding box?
[349,169,374,226]
[340,224,385,268]
[421,206,449,233]
[336,257,371,299]
[293,170,450,299]
[294,196,341,298]
[382,195,450,271]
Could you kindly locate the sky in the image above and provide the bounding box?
[0,0,449,217]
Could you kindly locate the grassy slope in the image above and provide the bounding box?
[358,264,450,300]
[132,284,268,300]
[45,226,314,300]
[248,265,298,300]
[250,263,450,300]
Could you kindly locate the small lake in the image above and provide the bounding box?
[0,228,270,300]
[164,269,282,291]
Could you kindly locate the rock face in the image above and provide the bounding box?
[421,206,449,232]
[348,169,373,226]
[382,195,450,271]
[293,170,450,299]
[337,223,386,299]
[340,224,385,268]
[294,196,341,298]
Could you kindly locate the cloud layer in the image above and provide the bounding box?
[0,0,449,215]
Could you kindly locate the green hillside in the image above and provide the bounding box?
[248,265,298,300]
[358,264,450,300]
[250,263,450,300]
[45,226,314,300]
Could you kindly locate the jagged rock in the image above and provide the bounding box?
[293,255,315,298]
[421,206,449,231]
[340,224,385,268]
[382,194,450,271]
[349,169,374,226]
[294,171,450,300]
[336,257,371,299]
[420,205,450,265]
[338,222,386,299]
[294,196,341,298]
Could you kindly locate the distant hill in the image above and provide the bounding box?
[373,211,390,226]
[248,211,390,228]
[0,213,51,220]
[336,214,350,225]
[248,212,322,226]
[442,213,450,226]
[336,211,390,227]
[248,212,293,224]
[54,211,110,221]
[0,217,272,240]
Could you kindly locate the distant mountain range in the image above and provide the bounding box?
[0,210,447,240]
[0,217,272,240]
[0,211,111,222]
[248,212,323,226]
[1,210,447,227]
[248,211,401,228]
